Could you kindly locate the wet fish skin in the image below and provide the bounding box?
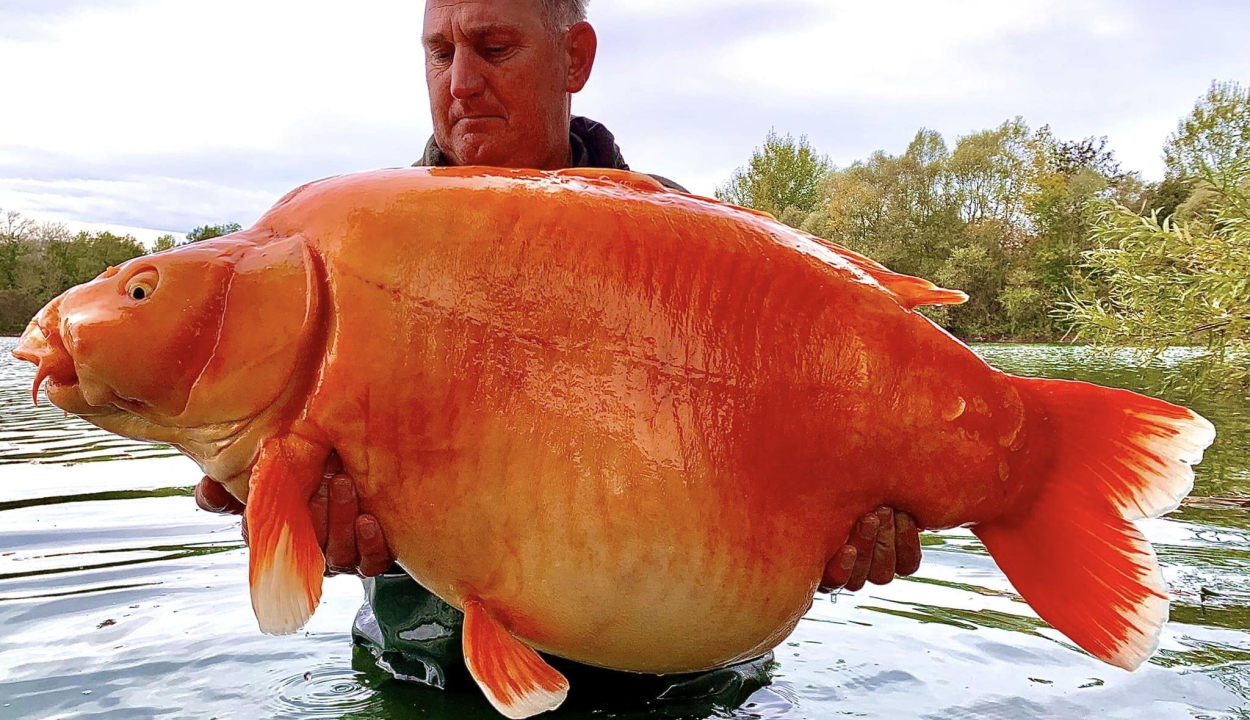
[12,167,1215,719]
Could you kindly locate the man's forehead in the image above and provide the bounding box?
[423,0,546,38]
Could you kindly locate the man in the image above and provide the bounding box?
[196,0,923,707]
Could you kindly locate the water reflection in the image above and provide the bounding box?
[1,337,1249,719]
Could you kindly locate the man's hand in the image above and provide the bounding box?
[819,507,922,593]
[194,454,394,577]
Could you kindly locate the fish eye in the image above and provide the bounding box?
[124,269,159,302]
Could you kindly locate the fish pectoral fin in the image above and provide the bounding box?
[463,597,569,719]
[246,434,328,636]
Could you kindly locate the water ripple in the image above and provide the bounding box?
[267,663,376,719]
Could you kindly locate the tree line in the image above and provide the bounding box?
[3,82,1245,393]
[0,221,239,334]
[718,81,1249,394]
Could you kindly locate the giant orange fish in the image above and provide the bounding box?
[12,167,1215,718]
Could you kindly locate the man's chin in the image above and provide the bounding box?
[448,134,521,168]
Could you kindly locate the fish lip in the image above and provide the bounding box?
[12,320,46,365]
[14,318,83,407]
[13,322,52,405]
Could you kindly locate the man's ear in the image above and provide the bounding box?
[177,235,324,426]
[566,21,597,93]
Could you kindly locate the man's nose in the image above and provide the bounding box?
[449,50,486,100]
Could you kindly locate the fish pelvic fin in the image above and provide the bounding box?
[975,377,1215,671]
[463,597,569,719]
[246,435,328,636]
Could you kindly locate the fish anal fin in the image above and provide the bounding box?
[976,377,1215,670]
[246,434,328,636]
[463,597,569,719]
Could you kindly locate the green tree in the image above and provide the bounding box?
[186,222,242,243]
[949,118,1032,227]
[1024,128,1132,324]
[0,212,144,334]
[1165,80,1250,180]
[1136,177,1193,220]
[0,210,36,291]
[713,82,1248,350]
[41,231,146,292]
[1059,168,1250,396]
[716,130,831,220]
[152,234,177,252]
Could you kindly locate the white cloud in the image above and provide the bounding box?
[0,0,429,159]
[718,0,1101,101]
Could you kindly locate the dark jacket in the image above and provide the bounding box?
[413,115,688,193]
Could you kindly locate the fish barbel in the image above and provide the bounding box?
[12,167,1215,718]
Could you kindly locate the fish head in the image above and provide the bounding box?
[12,232,323,456]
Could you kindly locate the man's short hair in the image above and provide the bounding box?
[539,0,588,33]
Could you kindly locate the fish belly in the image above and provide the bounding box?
[369,432,827,673]
[290,171,1025,672]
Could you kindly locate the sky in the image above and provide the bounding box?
[1,0,1248,245]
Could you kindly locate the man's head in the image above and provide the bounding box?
[423,0,597,170]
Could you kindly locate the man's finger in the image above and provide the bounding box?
[867,506,897,585]
[819,545,857,592]
[324,475,360,574]
[308,478,331,550]
[844,512,878,592]
[895,512,922,577]
[355,516,394,578]
[195,477,245,516]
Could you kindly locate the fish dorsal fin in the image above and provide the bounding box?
[555,168,668,193]
[816,239,968,310]
[463,597,569,719]
[854,264,968,310]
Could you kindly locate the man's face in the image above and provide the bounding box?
[423,0,588,170]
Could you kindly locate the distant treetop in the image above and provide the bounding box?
[186,223,242,244]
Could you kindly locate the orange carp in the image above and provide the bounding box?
[12,167,1215,718]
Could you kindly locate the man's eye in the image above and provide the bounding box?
[428,48,453,64]
[484,46,513,59]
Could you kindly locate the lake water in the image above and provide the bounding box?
[1,337,1248,720]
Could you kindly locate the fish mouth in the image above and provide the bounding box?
[14,320,70,404]
[11,315,101,413]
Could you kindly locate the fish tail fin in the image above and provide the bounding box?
[974,377,1215,670]
[246,439,326,636]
